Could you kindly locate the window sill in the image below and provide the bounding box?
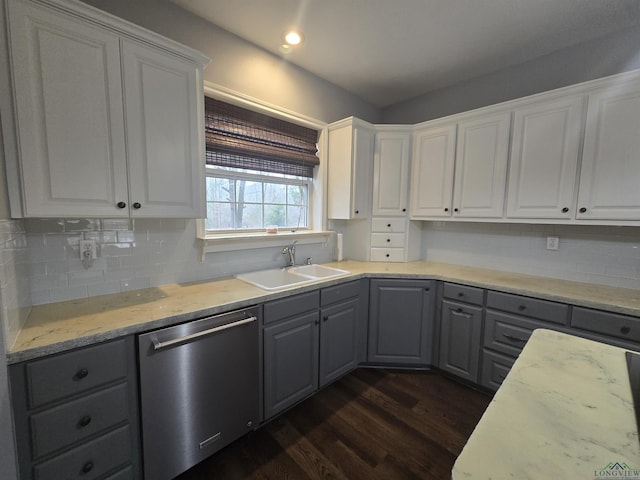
[197,230,334,261]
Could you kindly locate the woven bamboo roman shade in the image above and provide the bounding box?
[205,97,319,178]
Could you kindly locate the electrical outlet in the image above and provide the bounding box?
[79,240,97,260]
[546,236,559,251]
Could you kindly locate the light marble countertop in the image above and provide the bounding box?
[452,329,640,479]
[8,260,640,364]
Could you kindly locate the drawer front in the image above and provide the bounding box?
[264,290,320,324]
[31,383,129,458]
[571,307,640,343]
[370,248,405,262]
[321,281,360,307]
[480,349,516,391]
[104,466,134,480]
[371,232,405,248]
[26,340,127,408]
[34,425,131,480]
[443,283,484,306]
[484,311,552,357]
[371,217,405,232]
[487,291,568,325]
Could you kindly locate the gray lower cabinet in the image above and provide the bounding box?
[368,279,435,365]
[263,282,365,420]
[9,337,141,480]
[439,298,483,383]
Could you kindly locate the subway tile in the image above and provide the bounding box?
[120,278,150,291]
[88,281,123,297]
[116,230,136,243]
[49,284,88,303]
[24,218,65,234]
[30,289,51,306]
[101,243,133,257]
[64,219,101,232]
[101,218,133,231]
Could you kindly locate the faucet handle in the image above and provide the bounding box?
[305,257,312,265]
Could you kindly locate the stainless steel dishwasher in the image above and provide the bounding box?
[138,306,260,480]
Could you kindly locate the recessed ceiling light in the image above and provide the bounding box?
[283,30,304,46]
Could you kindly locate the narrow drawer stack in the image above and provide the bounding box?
[9,338,140,480]
[370,217,407,262]
[481,291,569,390]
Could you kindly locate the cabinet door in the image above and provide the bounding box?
[327,120,374,219]
[368,279,434,364]
[319,299,359,387]
[439,300,483,382]
[577,82,640,220]
[7,0,129,217]
[507,96,584,219]
[121,40,205,218]
[263,312,319,419]
[372,132,410,216]
[453,112,510,218]
[410,125,456,219]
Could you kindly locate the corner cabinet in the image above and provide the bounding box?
[5,0,209,218]
[372,130,410,216]
[327,117,375,219]
[368,279,435,365]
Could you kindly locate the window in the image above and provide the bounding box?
[205,166,309,231]
[204,97,319,233]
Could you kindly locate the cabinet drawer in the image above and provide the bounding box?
[264,290,319,324]
[371,217,405,232]
[321,281,360,306]
[571,307,640,343]
[484,311,553,357]
[30,383,129,458]
[487,291,568,325]
[371,232,405,248]
[443,283,484,305]
[480,349,516,391]
[104,466,134,480]
[370,248,405,262]
[26,340,127,408]
[34,425,131,480]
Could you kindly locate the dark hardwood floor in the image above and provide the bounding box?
[175,369,492,480]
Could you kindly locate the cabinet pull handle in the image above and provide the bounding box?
[579,207,587,213]
[386,238,391,242]
[355,210,360,214]
[74,368,89,381]
[456,308,463,313]
[502,333,527,344]
[454,208,459,213]
[444,208,449,212]
[81,461,94,474]
[517,305,526,311]
[323,316,328,322]
[116,201,126,209]
[78,415,92,428]
[133,202,142,209]
[402,208,406,212]
[386,254,390,258]
[458,292,464,297]
[621,326,631,335]
[387,223,391,227]
[561,207,569,213]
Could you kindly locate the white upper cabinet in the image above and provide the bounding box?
[506,96,585,219]
[372,131,410,216]
[577,81,640,220]
[410,124,456,218]
[121,40,204,218]
[5,0,209,218]
[327,118,374,220]
[452,112,511,218]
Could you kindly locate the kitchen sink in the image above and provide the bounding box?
[236,265,350,291]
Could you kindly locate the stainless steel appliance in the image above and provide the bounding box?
[138,306,260,480]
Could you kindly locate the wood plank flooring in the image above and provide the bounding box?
[175,369,492,480]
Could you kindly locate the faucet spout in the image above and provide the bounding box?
[281,240,298,267]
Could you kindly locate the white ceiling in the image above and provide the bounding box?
[172,0,640,108]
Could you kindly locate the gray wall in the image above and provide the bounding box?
[383,25,640,124]
[82,0,381,124]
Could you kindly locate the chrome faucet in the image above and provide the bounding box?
[282,241,297,267]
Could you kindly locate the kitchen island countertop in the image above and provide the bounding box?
[452,329,640,479]
[7,260,640,363]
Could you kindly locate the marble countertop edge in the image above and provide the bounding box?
[7,261,640,364]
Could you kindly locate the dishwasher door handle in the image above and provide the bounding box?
[151,316,257,351]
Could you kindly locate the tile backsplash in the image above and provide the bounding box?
[423,222,640,289]
[0,220,30,348]
[24,218,335,305]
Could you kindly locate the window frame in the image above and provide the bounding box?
[196,83,331,259]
